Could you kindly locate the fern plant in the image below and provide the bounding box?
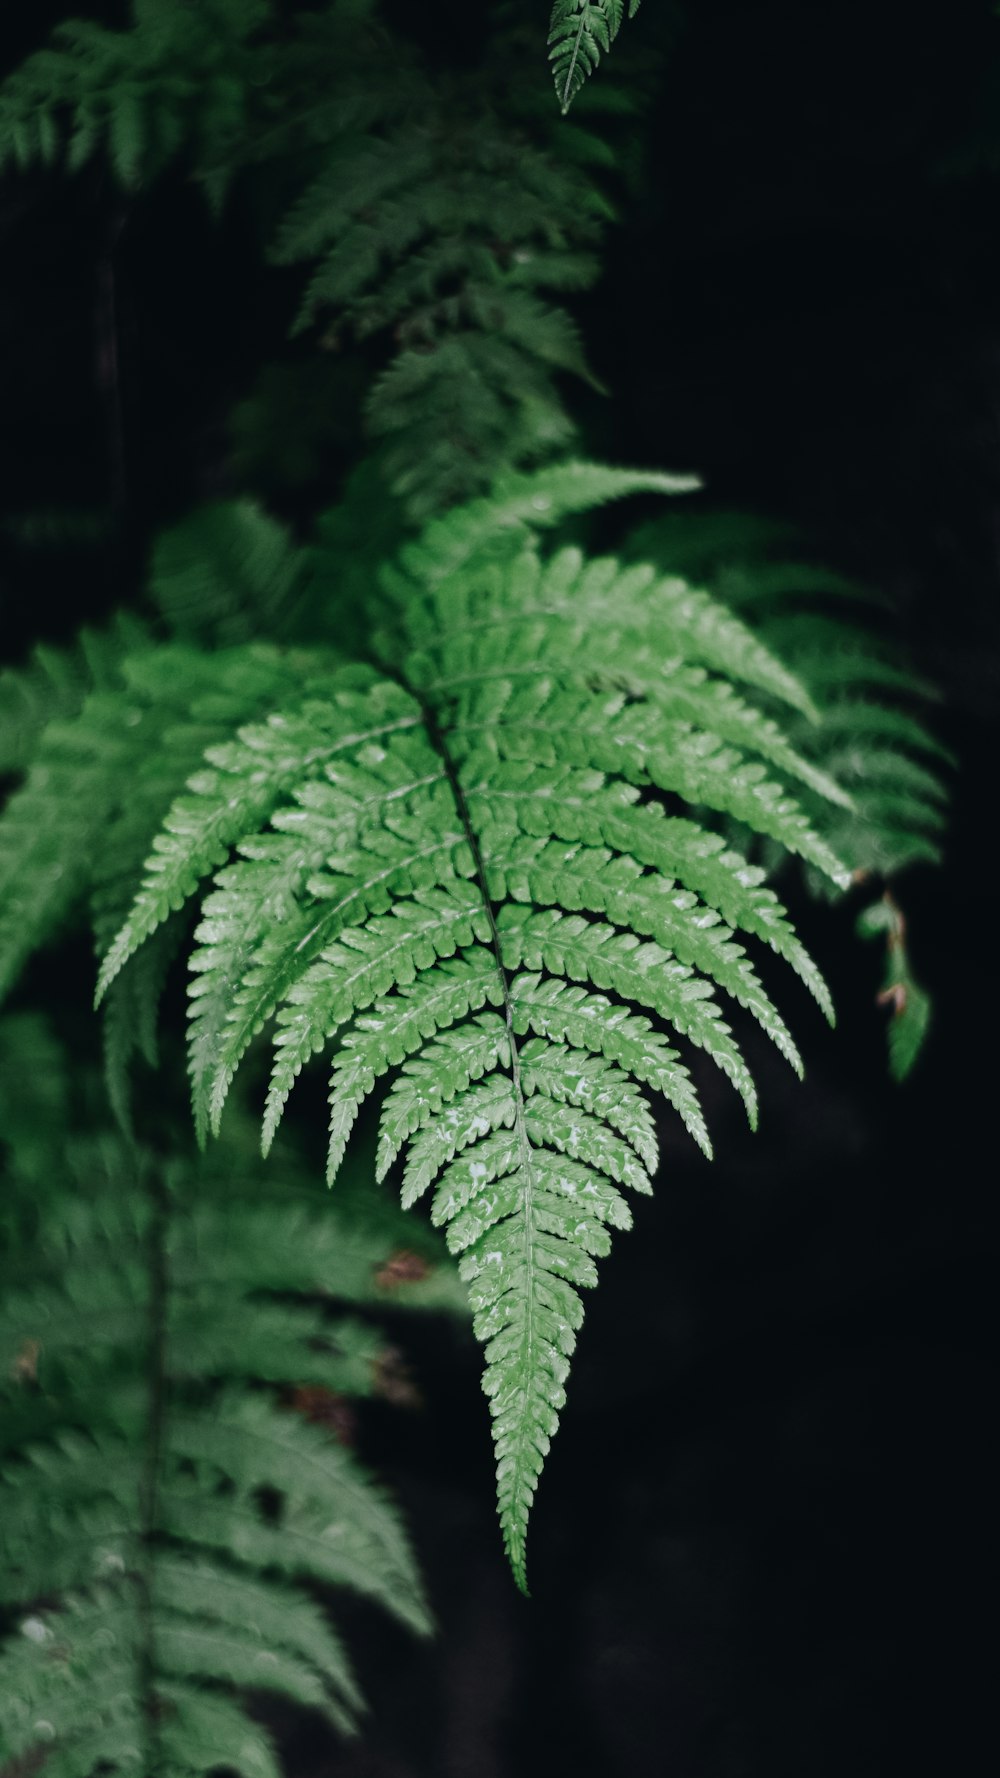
[0,1110,463,1774]
[97,465,853,1581]
[0,451,950,1586]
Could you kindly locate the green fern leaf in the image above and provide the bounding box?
[95,465,863,1585]
[548,1,642,113]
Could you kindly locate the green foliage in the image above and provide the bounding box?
[0,520,353,1126]
[0,613,147,778]
[549,2,642,112]
[0,0,270,198]
[0,1013,73,1186]
[30,461,867,1588]
[0,1119,461,1773]
[624,507,948,1066]
[0,0,952,1660]
[0,1,640,514]
[0,451,949,1586]
[268,46,624,515]
[857,893,932,1081]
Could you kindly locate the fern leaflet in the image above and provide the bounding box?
[548,2,642,113]
[622,505,950,1071]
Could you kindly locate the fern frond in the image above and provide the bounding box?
[95,664,394,1001]
[0,1134,448,1772]
[396,459,701,585]
[548,1,642,113]
[622,510,950,887]
[6,463,942,1583]
[94,465,865,1585]
[268,56,633,512]
[0,1,647,511]
[149,499,303,646]
[0,0,270,193]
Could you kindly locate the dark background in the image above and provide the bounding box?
[1,2,997,1774]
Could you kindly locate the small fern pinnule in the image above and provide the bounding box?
[97,464,858,1588]
[0,547,343,1123]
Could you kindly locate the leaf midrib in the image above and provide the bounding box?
[415,689,538,1592]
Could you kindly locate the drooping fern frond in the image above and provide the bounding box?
[267,24,630,515]
[548,2,642,113]
[0,1129,459,1773]
[88,463,867,1587]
